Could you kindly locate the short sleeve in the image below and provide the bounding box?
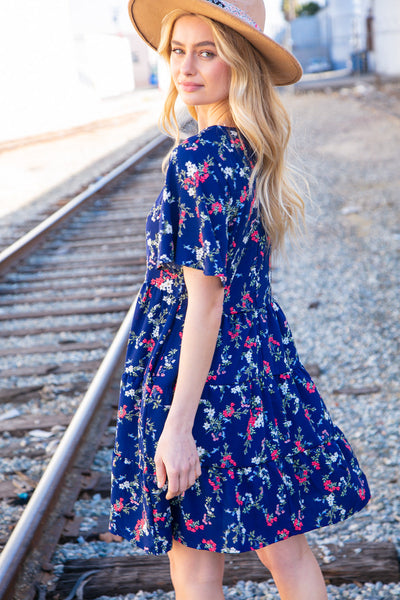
[156,142,228,283]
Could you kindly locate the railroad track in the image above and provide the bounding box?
[0,133,168,599]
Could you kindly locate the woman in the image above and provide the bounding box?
[110,1,370,598]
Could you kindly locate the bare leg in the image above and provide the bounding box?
[256,534,328,600]
[168,539,225,600]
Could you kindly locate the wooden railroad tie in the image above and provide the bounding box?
[53,541,400,599]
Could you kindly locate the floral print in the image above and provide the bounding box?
[109,125,370,555]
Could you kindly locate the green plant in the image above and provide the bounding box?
[296,2,321,16]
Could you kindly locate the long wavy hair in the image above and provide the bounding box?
[158,10,305,252]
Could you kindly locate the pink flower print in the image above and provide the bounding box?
[230,137,245,151]
[295,440,305,452]
[113,497,124,512]
[268,336,280,346]
[228,470,235,479]
[141,287,152,301]
[208,476,221,492]
[134,514,147,541]
[207,374,217,382]
[199,231,204,246]
[164,268,177,278]
[293,518,303,531]
[280,373,290,380]
[208,201,223,214]
[271,449,279,461]
[306,382,316,393]
[304,408,311,421]
[251,230,260,242]
[186,519,204,532]
[228,323,241,340]
[230,137,245,150]
[266,513,278,526]
[244,336,256,348]
[152,385,163,394]
[324,479,340,492]
[295,470,308,484]
[153,509,166,523]
[202,539,217,552]
[242,292,253,307]
[151,273,165,288]
[278,529,290,540]
[178,210,186,226]
[358,488,366,500]
[221,454,237,468]
[223,402,235,418]
[201,161,210,182]
[142,338,155,352]
[240,186,248,203]
[118,404,127,419]
[312,460,321,470]
[236,492,243,506]
[247,410,256,440]
[263,361,271,374]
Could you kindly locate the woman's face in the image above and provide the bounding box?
[170,16,231,109]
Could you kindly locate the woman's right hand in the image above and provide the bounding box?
[154,422,201,500]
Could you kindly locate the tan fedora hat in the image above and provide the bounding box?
[128,0,302,86]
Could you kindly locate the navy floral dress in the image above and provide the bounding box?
[109,125,370,555]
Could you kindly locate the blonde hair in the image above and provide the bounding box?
[158,10,305,252]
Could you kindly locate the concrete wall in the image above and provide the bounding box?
[374,0,400,76]
[291,15,330,72]
[318,0,400,76]
[328,0,356,69]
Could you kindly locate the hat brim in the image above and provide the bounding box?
[128,0,302,86]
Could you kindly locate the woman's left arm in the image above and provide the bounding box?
[154,265,224,500]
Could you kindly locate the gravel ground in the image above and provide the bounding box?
[4,82,400,598]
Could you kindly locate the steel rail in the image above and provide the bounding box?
[0,294,138,599]
[0,133,166,273]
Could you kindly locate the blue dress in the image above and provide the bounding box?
[109,125,370,555]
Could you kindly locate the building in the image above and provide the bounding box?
[291,0,400,77]
[373,0,400,76]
